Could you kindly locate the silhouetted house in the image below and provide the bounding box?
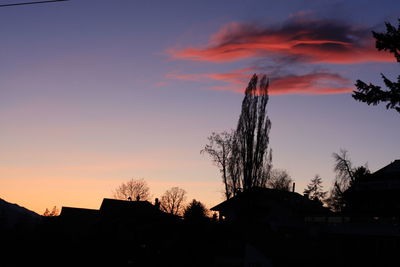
[210,188,331,266]
[56,199,181,264]
[99,198,175,223]
[98,198,179,239]
[344,159,400,218]
[59,198,175,223]
[57,199,176,235]
[58,206,99,230]
[211,187,329,229]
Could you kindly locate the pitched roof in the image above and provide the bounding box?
[99,198,161,217]
[345,160,400,193]
[211,187,328,215]
[60,207,99,217]
[371,160,400,180]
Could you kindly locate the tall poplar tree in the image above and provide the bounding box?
[203,74,272,198]
[234,74,272,190]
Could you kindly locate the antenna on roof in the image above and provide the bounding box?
[292,182,295,192]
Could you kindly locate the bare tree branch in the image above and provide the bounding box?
[113,178,150,201]
[267,169,292,191]
[160,187,187,216]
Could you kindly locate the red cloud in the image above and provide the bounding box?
[169,19,393,64]
[166,17,392,95]
[270,72,352,95]
[167,69,353,95]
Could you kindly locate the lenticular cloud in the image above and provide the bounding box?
[167,16,392,95]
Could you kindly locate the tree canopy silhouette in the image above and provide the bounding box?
[267,169,292,191]
[160,187,187,216]
[183,199,208,222]
[326,150,370,211]
[203,74,272,199]
[303,175,327,203]
[235,74,272,190]
[353,19,400,113]
[43,206,59,217]
[201,131,235,199]
[113,178,151,201]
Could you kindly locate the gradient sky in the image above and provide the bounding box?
[1,0,399,214]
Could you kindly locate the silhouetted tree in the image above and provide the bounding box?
[43,206,59,216]
[352,165,370,181]
[201,131,237,199]
[353,19,400,113]
[203,74,273,198]
[234,74,272,190]
[113,178,150,201]
[303,175,327,203]
[183,199,208,222]
[267,169,292,191]
[326,150,370,211]
[326,150,354,211]
[160,187,187,216]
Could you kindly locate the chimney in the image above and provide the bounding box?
[154,198,160,209]
[292,182,295,192]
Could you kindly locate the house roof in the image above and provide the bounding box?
[371,159,400,180]
[345,160,400,193]
[100,198,152,210]
[99,198,164,218]
[60,207,99,217]
[211,187,329,215]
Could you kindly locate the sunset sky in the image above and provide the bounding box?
[1,0,399,214]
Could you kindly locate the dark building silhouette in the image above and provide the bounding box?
[211,187,329,226]
[210,185,400,267]
[100,198,165,218]
[53,198,184,266]
[209,188,331,267]
[344,159,400,219]
[59,198,176,222]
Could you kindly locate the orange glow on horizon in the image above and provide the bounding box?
[1,172,222,215]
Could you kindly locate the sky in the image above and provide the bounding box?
[0,0,399,214]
